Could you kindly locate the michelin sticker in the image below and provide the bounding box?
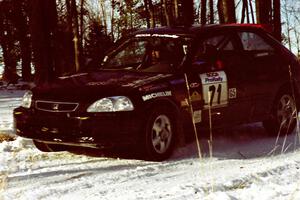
[142,91,172,101]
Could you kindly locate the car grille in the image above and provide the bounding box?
[35,100,79,112]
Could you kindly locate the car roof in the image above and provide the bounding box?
[134,24,267,38]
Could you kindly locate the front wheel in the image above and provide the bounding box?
[143,107,177,161]
[263,92,298,136]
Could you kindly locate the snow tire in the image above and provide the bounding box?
[263,89,298,136]
[143,106,176,161]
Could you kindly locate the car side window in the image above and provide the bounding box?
[238,32,274,51]
[237,31,281,80]
[203,35,234,50]
[193,34,235,71]
[139,38,185,72]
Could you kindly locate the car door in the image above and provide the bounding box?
[235,30,284,121]
[189,32,253,127]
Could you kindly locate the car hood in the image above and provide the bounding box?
[32,70,173,102]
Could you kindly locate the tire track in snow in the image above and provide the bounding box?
[4,152,161,199]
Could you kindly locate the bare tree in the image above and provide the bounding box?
[241,0,250,23]
[30,0,58,84]
[144,0,151,28]
[218,0,236,23]
[182,0,194,27]
[12,0,32,81]
[148,0,155,28]
[162,0,170,26]
[79,0,85,47]
[283,0,291,50]
[65,0,81,73]
[200,0,207,24]
[174,0,179,20]
[143,0,155,28]
[71,0,80,72]
[249,0,255,23]
[209,0,214,24]
[99,0,108,34]
[111,0,116,39]
[256,0,272,24]
[217,0,224,23]
[0,1,19,83]
[273,0,281,41]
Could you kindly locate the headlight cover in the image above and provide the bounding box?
[21,91,33,108]
[87,96,134,112]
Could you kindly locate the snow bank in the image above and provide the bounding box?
[0,90,25,134]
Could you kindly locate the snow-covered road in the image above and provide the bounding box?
[1,90,300,200]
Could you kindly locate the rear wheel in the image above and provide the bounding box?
[143,107,176,161]
[263,91,298,136]
[33,140,65,152]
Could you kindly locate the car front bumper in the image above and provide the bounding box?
[13,107,143,149]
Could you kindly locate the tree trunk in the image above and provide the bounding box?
[256,0,272,24]
[182,0,194,27]
[0,1,18,83]
[283,0,291,50]
[79,0,85,49]
[209,0,214,24]
[20,35,31,81]
[144,0,151,28]
[148,0,155,28]
[30,0,58,84]
[217,0,225,23]
[71,0,80,72]
[241,0,250,23]
[218,0,236,24]
[223,0,236,23]
[200,0,207,25]
[1,28,17,83]
[65,0,81,73]
[249,0,255,23]
[12,0,32,81]
[111,0,115,40]
[174,0,179,20]
[124,1,134,30]
[294,29,300,57]
[162,0,170,26]
[273,0,281,41]
[100,0,108,34]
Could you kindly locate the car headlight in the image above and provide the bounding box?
[21,91,33,108]
[87,96,134,112]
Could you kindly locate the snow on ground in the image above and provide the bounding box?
[1,90,300,200]
[0,90,26,134]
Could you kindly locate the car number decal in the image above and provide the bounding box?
[199,71,228,109]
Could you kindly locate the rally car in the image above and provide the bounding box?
[14,24,300,161]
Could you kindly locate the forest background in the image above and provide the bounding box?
[0,0,299,84]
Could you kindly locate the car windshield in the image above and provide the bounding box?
[101,35,190,73]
